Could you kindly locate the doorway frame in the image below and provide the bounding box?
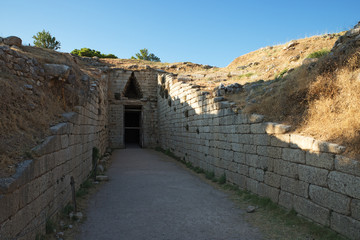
[123,105,143,147]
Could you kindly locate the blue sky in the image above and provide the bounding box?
[1,0,359,67]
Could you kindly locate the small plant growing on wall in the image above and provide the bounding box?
[168,99,172,107]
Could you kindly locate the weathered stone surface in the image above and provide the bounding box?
[4,36,22,47]
[335,155,360,176]
[96,175,109,181]
[50,122,69,135]
[258,183,279,203]
[351,199,360,221]
[249,167,264,182]
[249,114,264,123]
[253,134,270,146]
[264,172,281,188]
[328,171,360,198]
[282,148,305,163]
[257,146,282,159]
[250,123,266,134]
[274,159,298,178]
[44,64,71,80]
[309,185,350,214]
[290,134,314,150]
[270,134,290,148]
[265,122,291,134]
[305,152,334,170]
[294,196,330,226]
[280,177,309,198]
[278,191,293,209]
[312,140,346,154]
[331,212,360,240]
[298,165,328,186]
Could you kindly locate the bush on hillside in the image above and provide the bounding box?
[306,49,330,59]
[71,48,117,58]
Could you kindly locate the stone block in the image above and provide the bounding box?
[282,148,305,163]
[328,171,360,199]
[264,172,281,188]
[249,167,264,182]
[351,199,360,221]
[309,185,350,215]
[253,134,270,146]
[257,146,282,159]
[274,159,298,178]
[290,134,314,150]
[305,152,334,170]
[298,165,328,187]
[331,212,360,240]
[245,154,258,166]
[280,176,309,198]
[258,183,280,203]
[236,124,251,134]
[233,174,247,189]
[231,143,243,152]
[237,164,249,176]
[250,123,266,134]
[249,114,264,123]
[335,155,360,176]
[270,134,290,148]
[312,140,346,154]
[243,144,256,154]
[246,178,260,195]
[278,190,294,209]
[60,135,69,149]
[238,135,253,145]
[234,152,245,164]
[294,195,330,226]
[265,122,291,134]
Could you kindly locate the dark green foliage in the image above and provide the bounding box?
[71,48,117,58]
[33,30,61,50]
[62,203,74,216]
[131,48,160,62]
[45,218,55,234]
[205,170,215,180]
[307,49,330,59]
[218,173,226,185]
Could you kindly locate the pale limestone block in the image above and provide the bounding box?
[265,122,291,134]
[312,140,346,154]
[264,172,281,188]
[309,185,350,215]
[233,174,247,189]
[351,199,360,221]
[60,135,69,149]
[274,159,299,178]
[305,152,334,170]
[328,171,360,199]
[279,191,294,209]
[250,123,266,134]
[253,134,270,146]
[280,176,309,198]
[335,155,360,176]
[270,134,290,147]
[294,195,330,226]
[331,212,360,240]
[282,148,305,163]
[298,165,328,187]
[249,114,264,123]
[289,134,314,150]
[258,183,280,203]
[234,152,245,164]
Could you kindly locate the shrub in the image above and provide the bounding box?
[33,30,61,50]
[71,48,117,58]
[307,49,330,59]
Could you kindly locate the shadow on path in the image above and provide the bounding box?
[77,148,263,240]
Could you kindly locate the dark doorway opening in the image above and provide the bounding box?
[124,105,142,147]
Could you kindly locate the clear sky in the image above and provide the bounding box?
[1,0,359,67]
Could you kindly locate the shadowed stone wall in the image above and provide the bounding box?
[157,73,360,240]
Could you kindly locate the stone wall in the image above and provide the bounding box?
[0,46,108,239]
[157,74,360,240]
[108,69,158,148]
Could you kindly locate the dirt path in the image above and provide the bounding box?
[76,147,263,240]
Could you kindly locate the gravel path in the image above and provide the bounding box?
[77,148,263,240]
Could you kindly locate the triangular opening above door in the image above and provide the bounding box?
[123,72,143,99]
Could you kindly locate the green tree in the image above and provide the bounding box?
[71,48,117,58]
[131,48,160,62]
[32,30,61,50]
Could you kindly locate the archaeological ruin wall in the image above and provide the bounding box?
[108,69,158,148]
[157,74,360,240]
